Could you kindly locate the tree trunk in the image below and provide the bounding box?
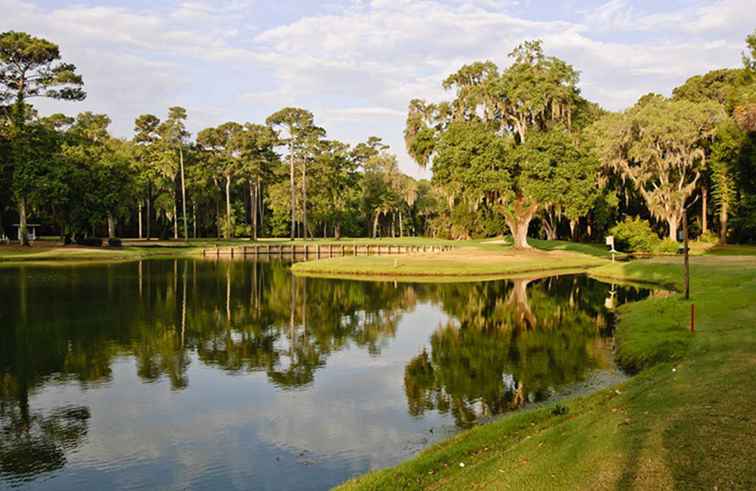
[335,222,342,240]
[399,211,404,238]
[250,180,258,241]
[289,144,295,241]
[302,155,307,241]
[18,196,30,246]
[702,185,708,234]
[569,219,577,241]
[179,146,188,241]
[107,213,116,239]
[503,198,538,249]
[542,213,557,241]
[192,202,197,239]
[146,182,152,240]
[225,175,232,239]
[258,178,264,237]
[719,201,728,244]
[138,201,143,239]
[173,201,178,240]
[668,216,679,242]
[373,212,380,238]
[215,194,221,239]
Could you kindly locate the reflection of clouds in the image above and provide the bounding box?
[20,304,451,488]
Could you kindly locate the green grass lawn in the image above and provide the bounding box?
[291,246,608,279]
[339,255,756,490]
[0,236,468,263]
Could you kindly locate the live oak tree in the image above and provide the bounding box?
[591,96,725,241]
[404,40,584,247]
[0,31,84,245]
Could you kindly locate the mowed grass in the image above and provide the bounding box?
[0,236,467,263]
[339,255,756,490]
[292,247,608,278]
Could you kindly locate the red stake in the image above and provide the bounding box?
[690,304,696,334]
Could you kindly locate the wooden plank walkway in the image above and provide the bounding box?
[199,243,453,259]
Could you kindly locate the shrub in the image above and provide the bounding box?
[654,238,681,254]
[699,230,719,243]
[108,238,122,248]
[609,217,660,252]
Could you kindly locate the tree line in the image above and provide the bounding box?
[405,35,756,247]
[0,32,436,245]
[1,30,755,247]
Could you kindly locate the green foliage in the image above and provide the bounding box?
[654,239,681,254]
[591,96,725,240]
[698,230,719,243]
[609,217,660,253]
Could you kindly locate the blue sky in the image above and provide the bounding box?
[4,0,754,177]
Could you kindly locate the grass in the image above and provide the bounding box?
[292,246,608,279]
[339,254,756,490]
[0,236,466,263]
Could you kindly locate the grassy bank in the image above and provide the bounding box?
[340,255,756,490]
[0,237,464,263]
[292,242,610,278]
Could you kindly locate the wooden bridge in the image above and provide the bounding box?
[199,243,453,259]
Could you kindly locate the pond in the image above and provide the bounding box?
[0,259,655,490]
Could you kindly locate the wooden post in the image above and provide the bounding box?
[683,209,690,300]
[690,303,696,333]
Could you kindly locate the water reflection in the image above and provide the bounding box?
[0,260,653,490]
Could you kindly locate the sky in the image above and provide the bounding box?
[3,0,755,178]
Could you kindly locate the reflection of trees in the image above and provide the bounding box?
[0,393,89,483]
[404,276,651,428]
[0,259,654,481]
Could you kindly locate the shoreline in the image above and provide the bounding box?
[338,255,756,490]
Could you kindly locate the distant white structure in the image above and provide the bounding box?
[12,224,40,243]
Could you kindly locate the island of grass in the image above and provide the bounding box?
[338,253,756,490]
[291,239,616,279]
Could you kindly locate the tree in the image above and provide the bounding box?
[591,97,725,240]
[743,29,756,71]
[266,108,318,240]
[159,107,190,241]
[133,114,162,239]
[235,123,278,240]
[404,40,583,247]
[0,31,84,245]
[513,128,600,240]
[197,122,243,239]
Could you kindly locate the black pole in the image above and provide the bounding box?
[683,209,690,300]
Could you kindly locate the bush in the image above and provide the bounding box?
[654,238,681,254]
[76,237,103,247]
[699,230,719,243]
[108,238,122,248]
[609,217,660,252]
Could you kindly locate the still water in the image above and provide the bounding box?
[0,259,653,490]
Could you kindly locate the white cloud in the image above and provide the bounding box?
[2,0,754,177]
